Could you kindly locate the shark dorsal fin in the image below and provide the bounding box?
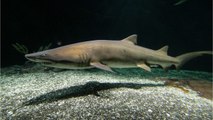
[121,34,137,45]
[157,45,169,55]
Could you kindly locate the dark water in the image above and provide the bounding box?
[1,0,212,72]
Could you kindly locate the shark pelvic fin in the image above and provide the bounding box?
[157,45,169,55]
[137,62,151,72]
[90,62,114,72]
[121,34,137,45]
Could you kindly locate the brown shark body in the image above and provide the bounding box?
[25,35,212,72]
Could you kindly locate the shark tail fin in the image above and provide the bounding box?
[175,51,212,69]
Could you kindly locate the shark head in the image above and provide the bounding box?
[25,48,92,69]
[25,50,52,63]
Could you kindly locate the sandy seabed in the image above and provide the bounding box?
[0,65,212,119]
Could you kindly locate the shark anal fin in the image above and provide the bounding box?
[90,62,114,72]
[160,63,170,70]
[137,63,151,72]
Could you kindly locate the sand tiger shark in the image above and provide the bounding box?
[25,34,212,72]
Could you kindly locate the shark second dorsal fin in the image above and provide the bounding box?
[157,45,169,55]
[121,34,137,45]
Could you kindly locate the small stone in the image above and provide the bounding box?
[58,101,64,106]
[7,111,13,115]
[148,109,153,113]
[166,113,170,117]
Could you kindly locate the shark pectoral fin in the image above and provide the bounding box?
[90,62,114,72]
[137,63,151,72]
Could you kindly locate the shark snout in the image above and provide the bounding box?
[25,52,40,59]
[25,51,50,62]
[25,54,33,59]
[25,53,39,62]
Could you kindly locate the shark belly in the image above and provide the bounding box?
[102,60,137,68]
[42,62,93,69]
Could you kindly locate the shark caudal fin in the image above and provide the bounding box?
[175,51,212,69]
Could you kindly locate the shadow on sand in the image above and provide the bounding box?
[23,81,164,105]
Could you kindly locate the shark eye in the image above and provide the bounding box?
[41,53,47,57]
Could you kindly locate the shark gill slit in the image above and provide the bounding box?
[79,54,84,63]
[80,53,88,64]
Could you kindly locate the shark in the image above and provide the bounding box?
[25,34,212,72]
